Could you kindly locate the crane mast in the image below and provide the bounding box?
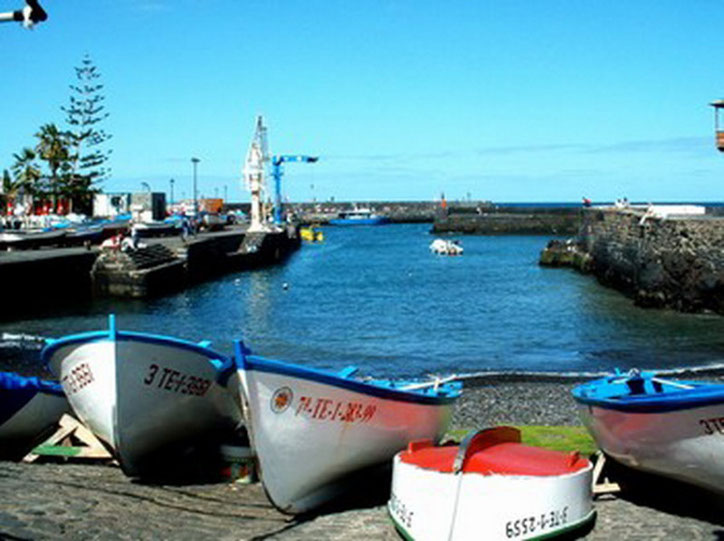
[272,154,319,224]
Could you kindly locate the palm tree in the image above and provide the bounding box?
[10,147,42,198]
[35,123,72,209]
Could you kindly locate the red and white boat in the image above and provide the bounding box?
[234,341,461,514]
[388,427,595,541]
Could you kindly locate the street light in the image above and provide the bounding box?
[169,178,175,206]
[191,157,200,214]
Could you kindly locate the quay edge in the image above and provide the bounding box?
[0,226,301,312]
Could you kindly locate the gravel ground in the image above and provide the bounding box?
[1,380,723,540]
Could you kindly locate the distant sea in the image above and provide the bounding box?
[4,222,724,380]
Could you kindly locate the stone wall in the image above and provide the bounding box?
[580,208,724,313]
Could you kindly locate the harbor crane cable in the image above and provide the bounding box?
[271,154,319,224]
[0,0,47,28]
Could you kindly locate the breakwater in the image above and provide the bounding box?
[541,207,724,314]
[280,201,584,234]
[432,206,582,235]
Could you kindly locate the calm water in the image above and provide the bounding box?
[5,223,724,378]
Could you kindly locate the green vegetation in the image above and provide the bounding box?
[445,426,597,456]
[3,54,111,214]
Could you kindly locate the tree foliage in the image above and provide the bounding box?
[61,54,112,188]
[3,54,112,213]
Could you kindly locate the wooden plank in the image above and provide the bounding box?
[23,414,113,462]
[592,451,621,496]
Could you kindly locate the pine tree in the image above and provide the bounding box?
[61,54,112,209]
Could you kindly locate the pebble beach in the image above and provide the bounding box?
[1,380,723,540]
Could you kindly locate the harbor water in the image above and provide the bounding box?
[4,223,724,378]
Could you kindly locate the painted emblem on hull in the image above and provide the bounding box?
[271,387,293,413]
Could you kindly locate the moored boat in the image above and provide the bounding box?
[300,225,324,242]
[572,369,724,493]
[329,208,388,226]
[0,372,69,460]
[234,341,461,513]
[0,228,66,250]
[42,315,244,476]
[388,427,595,541]
[430,238,463,255]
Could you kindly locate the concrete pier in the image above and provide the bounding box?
[0,225,301,305]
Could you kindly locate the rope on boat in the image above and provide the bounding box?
[399,374,458,391]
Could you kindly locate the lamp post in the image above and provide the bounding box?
[191,157,200,214]
[169,178,175,206]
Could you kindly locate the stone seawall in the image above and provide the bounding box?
[542,207,724,314]
[433,209,581,235]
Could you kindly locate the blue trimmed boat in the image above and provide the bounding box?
[328,208,388,226]
[234,341,461,513]
[573,369,724,493]
[0,372,69,460]
[42,315,244,476]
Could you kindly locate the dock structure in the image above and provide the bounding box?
[0,225,301,305]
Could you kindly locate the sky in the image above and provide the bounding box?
[2,0,724,203]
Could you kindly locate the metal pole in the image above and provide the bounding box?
[191,157,200,214]
[169,178,174,206]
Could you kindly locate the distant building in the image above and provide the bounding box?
[94,193,131,218]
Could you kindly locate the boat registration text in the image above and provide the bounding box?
[505,507,569,538]
[295,395,377,423]
[143,363,211,396]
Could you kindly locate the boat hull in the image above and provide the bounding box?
[43,321,243,476]
[0,377,69,459]
[328,217,387,226]
[388,429,594,541]
[577,402,724,492]
[389,455,593,541]
[237,350,458,513]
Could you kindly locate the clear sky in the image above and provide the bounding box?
[2,0,723,203]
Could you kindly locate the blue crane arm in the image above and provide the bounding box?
[273,155,319,166]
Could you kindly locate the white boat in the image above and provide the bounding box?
[328,208,388,226]
[42,315,244,476]
[430,238,463,255]
[388,427,595,541]
[573,369,724,494]
[234,341,461,514]
[0,228,66,250]
[0,372,69,460]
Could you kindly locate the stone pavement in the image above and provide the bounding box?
[1,461,723,540]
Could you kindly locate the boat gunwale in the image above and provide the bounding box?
[572,378,724,413]
[234,341,460,406]
[42,328,234,382]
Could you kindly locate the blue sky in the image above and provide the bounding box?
[2,0,723,203]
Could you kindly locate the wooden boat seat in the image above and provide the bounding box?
[337,366,359,379]
[400,427,589,477]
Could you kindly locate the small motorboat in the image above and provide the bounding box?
[300,225,324,242]
[388,427,595,541]
[234,341,461,513]
[0,372,69,460]
[573,369,724,494]
[42,315,244,476]
[430,238,463,255]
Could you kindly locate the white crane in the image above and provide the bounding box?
[242,115,271,232]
